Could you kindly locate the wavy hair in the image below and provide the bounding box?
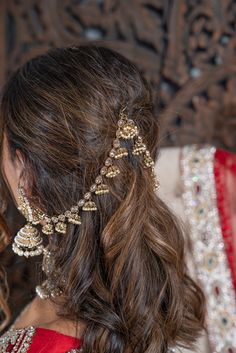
[0,45,205,352]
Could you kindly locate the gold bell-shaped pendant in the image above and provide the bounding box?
[113,147,128,159]
[55,222,67,234]
[12,223,44,257]
[105,165,120,178]
[132,141,147,155]
[95,183,110,195]
[82,200,97,211]
[68,213,82,225]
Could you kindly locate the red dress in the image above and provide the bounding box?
[0,326,82,352]
[214,148,236,291]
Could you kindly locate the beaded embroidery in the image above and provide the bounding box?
[181,145,236,353]
[0,326,177,352]
[0,327,35,353]
[0,326,83,353]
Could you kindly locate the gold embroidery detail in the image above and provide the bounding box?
[181,145,236,352]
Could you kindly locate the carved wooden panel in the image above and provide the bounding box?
[1,0,236,151]
[0,0,236,322]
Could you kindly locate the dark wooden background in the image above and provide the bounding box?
[0,0,236,322]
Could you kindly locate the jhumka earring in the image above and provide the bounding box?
[12,187,44,257]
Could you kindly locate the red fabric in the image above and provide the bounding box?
[214,148,236,292]
[28,328,81,353]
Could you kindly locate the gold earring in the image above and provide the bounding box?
[12,187,44,258]
[36,247,63,299]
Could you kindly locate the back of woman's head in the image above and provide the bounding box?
[0,45,205,353]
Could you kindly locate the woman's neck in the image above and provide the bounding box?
[12,296,85,339]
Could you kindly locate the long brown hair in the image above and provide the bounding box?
[0,45,205,352]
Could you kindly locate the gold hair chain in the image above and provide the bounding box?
[13,109,159,259]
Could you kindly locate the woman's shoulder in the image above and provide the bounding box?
[2,296,85,352]
[0,325,82,353]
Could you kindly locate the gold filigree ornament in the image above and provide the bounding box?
[117,116,139,139]
[13,108,160,259]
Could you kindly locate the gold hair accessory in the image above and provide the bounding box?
[13,108,159,259]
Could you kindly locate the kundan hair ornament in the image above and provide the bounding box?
[12,108,160,259]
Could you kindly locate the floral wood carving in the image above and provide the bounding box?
[1,0,236,150]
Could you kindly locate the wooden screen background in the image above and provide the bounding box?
[0,0,236,321]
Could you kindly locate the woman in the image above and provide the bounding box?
[0,45,205,353]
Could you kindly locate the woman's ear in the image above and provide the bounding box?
[15,149,25,183]
[2,135,26,205]
[1,135,29,205]
[15,149,34,197]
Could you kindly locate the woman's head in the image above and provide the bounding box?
[0,45,205,352]
[1,46,158,210]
